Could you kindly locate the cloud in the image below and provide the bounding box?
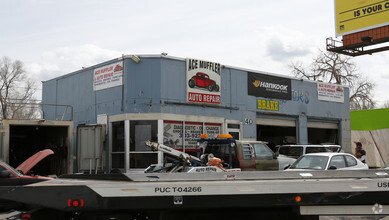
[26,44,123,82]
[260,26,317,62]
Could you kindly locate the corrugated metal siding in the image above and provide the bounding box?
[41,56,351,148]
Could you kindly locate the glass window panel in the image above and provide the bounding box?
[130,153,158,169]
[112,121,124,152]
[111,153,124,170]
[345,155,357,167]
[253,143,273,157]
[130,120,158,152]
[329,155,346,169]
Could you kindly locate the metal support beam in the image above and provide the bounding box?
[124,120,130,173]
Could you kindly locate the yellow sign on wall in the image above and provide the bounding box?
[335,0,389,36]
[257,99,279,111]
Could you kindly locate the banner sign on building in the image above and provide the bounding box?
[317,82,344,103]
[335,0,389,36]
[248,72,291,100]
[93,61,123,91]
[257,99,279,111]
[163,121,221,151]
[186,58,221,105]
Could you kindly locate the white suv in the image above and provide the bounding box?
[275,144,342,159]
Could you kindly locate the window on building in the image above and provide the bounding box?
[163,121,221,153]
[130,120,158,169]
[112,121,124,170]
[227,123,240,140]
[111,120,158,170]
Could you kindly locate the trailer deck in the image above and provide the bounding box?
[0,170,388,219]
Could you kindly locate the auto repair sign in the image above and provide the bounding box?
[186,58,221,105]
[93,61,123,91]
[317,82,344,103]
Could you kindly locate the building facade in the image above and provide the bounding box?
[42,55,351,173]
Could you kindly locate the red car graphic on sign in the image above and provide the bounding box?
[114,65,123,72]
[188,72,219,92]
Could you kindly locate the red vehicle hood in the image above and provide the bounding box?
[16,149,54,174]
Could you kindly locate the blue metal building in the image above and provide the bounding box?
[42,55,350,173]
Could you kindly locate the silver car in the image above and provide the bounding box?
[285,152,368,171]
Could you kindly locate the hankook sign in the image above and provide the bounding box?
[248,72,291,100]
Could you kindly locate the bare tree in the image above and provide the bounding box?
[0,56,38,119]
[289,50,376,110]
[383,100,389,108]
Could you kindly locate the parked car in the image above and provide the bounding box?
[285,152,368,171]
[248,141,296,170]
[188,72,219,92]
[0,149,54,210]
[275,144,342,159]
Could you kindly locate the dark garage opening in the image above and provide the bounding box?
[9,125,69,176]
[257,125,296,152]
[308,128,339,144]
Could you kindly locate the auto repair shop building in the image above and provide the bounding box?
[42,55,350,173]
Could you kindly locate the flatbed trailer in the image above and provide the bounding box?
[1,170,389,219]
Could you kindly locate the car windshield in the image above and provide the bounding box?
[289,156,329,170]
[0,161,22,176]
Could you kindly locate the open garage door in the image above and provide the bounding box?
[256,117,297,152]
[307,121,339,144]
[9,125,69,176]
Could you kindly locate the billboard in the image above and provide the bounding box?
[247,72,291,100]
[186,58,221,105]
[335,0,389,36]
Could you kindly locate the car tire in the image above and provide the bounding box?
[215,85,219,92]
[188,79,196,88]
[208,85,214,91]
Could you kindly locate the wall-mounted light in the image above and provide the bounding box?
[131,55,140,63]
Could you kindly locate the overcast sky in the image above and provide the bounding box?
[1,0,389,106]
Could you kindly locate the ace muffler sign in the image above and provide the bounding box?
[93,61,123,91]
[186,58,221,105]
[248,72,291,100]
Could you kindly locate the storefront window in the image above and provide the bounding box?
[111,119,221,170]
[163,121,221,152]
[130,153,158,168]
[112,121,124,169]
[163,121,183,149]
[111,120,158,170]
[130,120,158,168]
